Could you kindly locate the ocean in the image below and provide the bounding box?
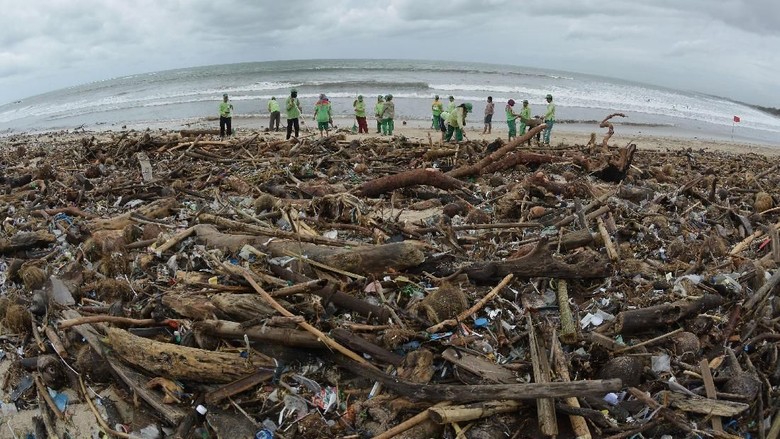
[0,59,778,145]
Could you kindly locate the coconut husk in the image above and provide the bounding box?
[4,304,31,334]
[415,282,468,324]
[20,265,46,290]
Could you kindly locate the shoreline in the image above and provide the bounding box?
[2,115,778,157]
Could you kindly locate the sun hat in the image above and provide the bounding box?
[546,94,553,99]
[464,103,473,111]
[523,99,529,104]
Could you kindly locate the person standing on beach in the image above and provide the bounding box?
[431,95,443,130]
[381,94,395,136]
[374,95,384,134]
[219,94,233,139]
[447,95,456,113]
[285,89,302,140]
[314,94,333,137]
[483,96,495,135]
[543,93,556,146]
[445,102,472,143]
[267,97,280,132]
[353,95,368,133]
[505,99,520,140]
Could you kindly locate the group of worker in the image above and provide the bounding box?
[217,90,556,145]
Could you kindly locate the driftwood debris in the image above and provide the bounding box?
[2,127,779,438]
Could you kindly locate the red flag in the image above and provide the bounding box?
[733,116,741,123]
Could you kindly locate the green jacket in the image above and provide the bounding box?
[505,105,517,121]
[354,100,366,117]
[286,97,301,118]
[545,102,556,121]
[219,101,233,118]
[447,101,456,113]
[520,106,531,123]
[381,101,395,119]
[374,102,384,117]
[447,107,466,128]
[432,100,443,117]
[267,100,280,113]
[314,100,332,123]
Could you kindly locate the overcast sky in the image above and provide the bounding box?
[0,0,778,107]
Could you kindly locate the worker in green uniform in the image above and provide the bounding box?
[267,97,280,131]
[374,95,384,134]
[314,94,333,137]
[431,95,443,130]
[543,94,556,146]
[353,95,368,133]
[285,89,302,140]
[444,102,472,143]
[219,93,233,139]
[505,99,520,141]
[447,95,456,113]
[381,94,395,136]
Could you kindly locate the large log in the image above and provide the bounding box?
[335,354,621,403]
[107,328,273,383]
[357,168,463,197]
[267,240,426,276]
[447,124,547,178]
[88,197,179,231]
[614,294,724,334]
[194,319,323,349]
[464,238,611,282]
[0,231,56,255]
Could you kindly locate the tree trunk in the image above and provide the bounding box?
[465,238,611,282]
[107,328,273,383]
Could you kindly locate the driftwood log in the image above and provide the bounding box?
[336,355,621,403]
[447,124,547,178]
[107,328,274,383]
[614,294,724,334]
[267,240,426,276]
[464,238,611,282]
[357,168,463,197]
[0,231,56,255]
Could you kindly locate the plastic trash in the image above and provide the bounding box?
[473,317,489,328]
[651,354,671,373]
[48,388,69,412]
[11,375,33,401]
[603,392,619,405]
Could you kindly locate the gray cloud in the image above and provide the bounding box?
[0,0,777,106]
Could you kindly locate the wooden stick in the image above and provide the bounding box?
[771,226,780,263]
[528,315,558,436]
[597,217,619,263]
[152,225,197,256]
[551,335,592,439]
[556,280,577,344]
[222,262,378,369]
[614,328,684,353]
[371,402,451,439]
[426,274,513,333]
[730,221,780,256]
[269,279,327,297]
[699,359,723,432]
[744,269,780,312]
[34,374,64,420]
[58,315,173,330]
[43,325,68,359]
[627,387,692,433]
[428,400,521,424]
[80,376,131,438]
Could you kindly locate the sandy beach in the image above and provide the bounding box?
[205,114,780,157]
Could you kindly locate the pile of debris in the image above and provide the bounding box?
[0,125,777,438]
